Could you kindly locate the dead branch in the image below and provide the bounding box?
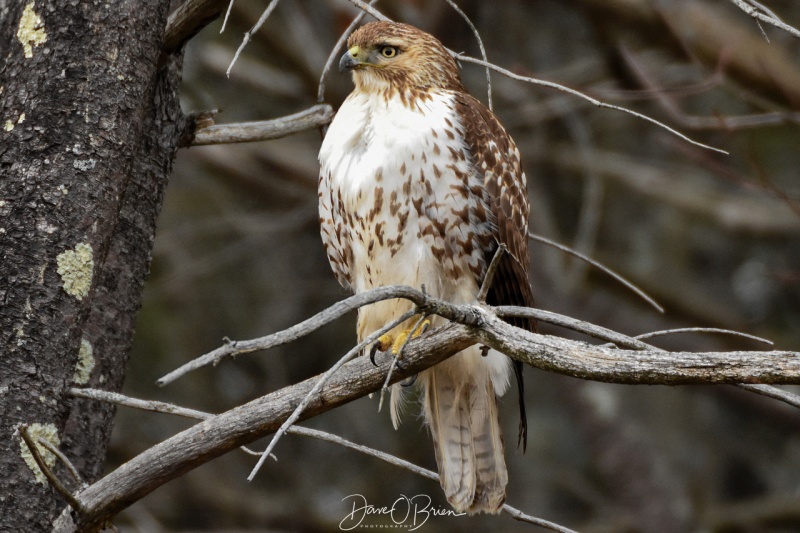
[186,104,333,146]
[728,0,800,39]
[443,0,493,110]
[68,389,576,533]
[53,323,474,532]
[163,0,224,54]
[316,1,375,103]
[18,426,84,514]
[529,232,664,313]
[456,55,726,155]
[226,0,282,77]
[53,286,800,530]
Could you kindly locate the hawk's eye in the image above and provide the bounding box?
[380,46,398,58]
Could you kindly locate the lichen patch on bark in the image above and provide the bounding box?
[19,423,60,485]
[56,242,94,300]
[73,339,95,384]
[16,2,48,59]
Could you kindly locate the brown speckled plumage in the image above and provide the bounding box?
[318,22,533,514]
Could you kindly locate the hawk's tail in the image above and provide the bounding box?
[421,349,508,514]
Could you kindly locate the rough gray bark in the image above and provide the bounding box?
[0,0,184,530]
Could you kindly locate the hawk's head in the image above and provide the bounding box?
[340,22,464,94]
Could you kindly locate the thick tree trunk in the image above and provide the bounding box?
[0,0,184,530]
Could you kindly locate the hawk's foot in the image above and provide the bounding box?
[371,318,431,360]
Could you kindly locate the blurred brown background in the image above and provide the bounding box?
[111,1,800,531]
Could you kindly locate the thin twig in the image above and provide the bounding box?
[443,0,492,110]
[635,327,773,346]
[226,0,282,77]
[35,438,83,486]
[345,0,390,22]
[18,425,85,513]
[317,0,376,103]
[495,306,657,351]
[478,243,507,302]
[728,0,800,38]
[746,0,784,22]
[457,55,728,155]
[529,232,664,313]
[157,285,483,386]
[287,426,578,533]
[247,309,418,481]
[70,388,210,420]
[69,388,264,457]
[736,384,800,409]
[220,0,235,33]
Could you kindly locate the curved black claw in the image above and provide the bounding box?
[401,374,418,387]
[369,343,382,366]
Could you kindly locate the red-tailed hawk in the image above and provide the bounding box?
[318,21,533,514]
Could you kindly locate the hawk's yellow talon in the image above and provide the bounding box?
[416,319,431,335]
[376,333,394,353]
[389,318,431,354]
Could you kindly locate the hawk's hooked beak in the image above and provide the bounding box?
[339,45,363,73]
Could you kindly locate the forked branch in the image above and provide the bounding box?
[54,287,800,532]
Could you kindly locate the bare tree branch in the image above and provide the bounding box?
[69,388,576,532]
[226,0,282,77]
[187,104,333,146]
[18,426,85,514]
[728,0,800,38]
[157,285,483,386]
[736,383,800,409]
[634,327,773,346]
[345,0,391,22]
[53,323,475,532]
[443,0,493,110]
[163,0,224,54]
[54,301,800,531]
[456,55,727,155]
[317,0,376,103]
[529,232,664,313]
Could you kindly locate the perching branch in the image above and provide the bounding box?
[53,285,800,531]
[156,285,483,386]
[53,322,474,532]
